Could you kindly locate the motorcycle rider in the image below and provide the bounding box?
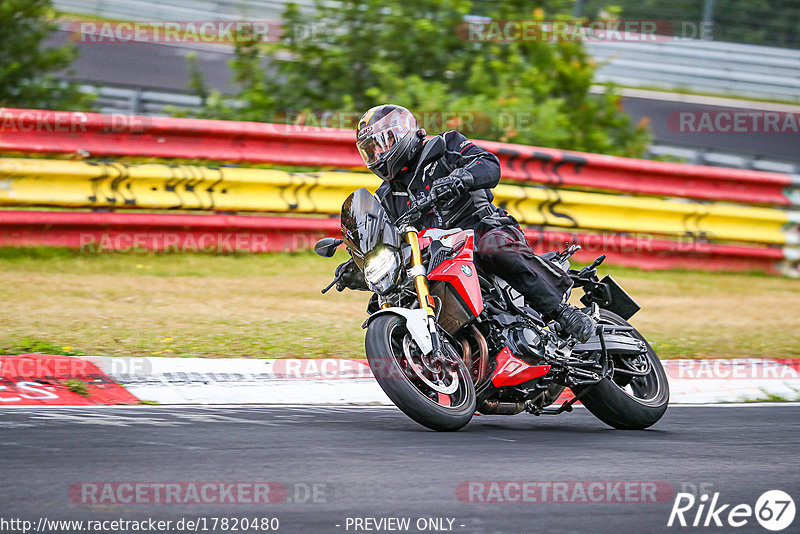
[338,104,595,343]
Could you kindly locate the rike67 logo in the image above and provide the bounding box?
[668,490,795,531]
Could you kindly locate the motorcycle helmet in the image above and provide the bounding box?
[356,104,424,181]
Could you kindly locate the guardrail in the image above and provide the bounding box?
[84,85,204,116]
[588,39,800,102]
[72,84,800,175]
[1,108,798,275]
[0,210,793,275]
[646,144,800,175]
[0,210,336,253]
[53,0,317,22]
[1,108,798,206]
[0,158,797,247]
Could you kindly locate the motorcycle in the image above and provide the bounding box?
[315,187,669,432]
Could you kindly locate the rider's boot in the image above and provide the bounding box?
[555,303,596,343]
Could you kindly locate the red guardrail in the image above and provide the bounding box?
[0,210,339,253]
[1,108,796,206]
[0,210,789,275]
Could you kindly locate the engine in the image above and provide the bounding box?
[495,314,548,365]
[505,324,547,364]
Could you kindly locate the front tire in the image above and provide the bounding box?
[365,314,476,432]
[574,310,669,430]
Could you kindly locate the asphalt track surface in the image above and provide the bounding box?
[48,29,800,163]
[1,404,798,533]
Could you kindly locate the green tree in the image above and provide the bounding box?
[194,0,649,157]
[0,0,93,110]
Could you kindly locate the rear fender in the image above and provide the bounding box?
[362,308,433,355]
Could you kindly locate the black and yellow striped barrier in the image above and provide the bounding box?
[0,158,797,246]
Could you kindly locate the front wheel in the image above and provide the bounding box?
[365,314,476,432]
[574,309,669,430]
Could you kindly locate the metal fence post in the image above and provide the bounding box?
[573,0,584,18]
[131,87,142,115]
[702,0,715,40]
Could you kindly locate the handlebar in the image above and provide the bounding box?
[320,274,341,294]
[394,190,440,228]
[321,258,353,294]
[554,242,582,263]
[578,254,606,276]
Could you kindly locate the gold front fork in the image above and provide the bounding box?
[404,227,435,317]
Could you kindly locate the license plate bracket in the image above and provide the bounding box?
[579,275,641,320]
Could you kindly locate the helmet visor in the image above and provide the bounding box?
[356,109,416,167]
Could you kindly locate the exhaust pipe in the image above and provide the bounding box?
[478,400,525,415]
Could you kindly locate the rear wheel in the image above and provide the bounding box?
[574,309,669,430]
[365,314,475,431]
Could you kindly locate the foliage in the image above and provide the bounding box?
[8,337,85,356]
[190,0,649,157]
[0,0,93,110]
[64,379,89,396]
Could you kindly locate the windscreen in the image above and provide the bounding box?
[340,188,398,269]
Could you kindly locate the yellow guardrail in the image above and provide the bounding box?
[0,158,797,246]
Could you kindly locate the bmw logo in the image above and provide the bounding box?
[461,265,472,276]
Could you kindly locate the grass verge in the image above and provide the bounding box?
[1,247,798,359]
[63,379,89,396]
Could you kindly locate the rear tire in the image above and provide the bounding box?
[365,314,475,432]
[574,310,669,430]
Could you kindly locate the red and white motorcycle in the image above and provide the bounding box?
[316,187,669,432]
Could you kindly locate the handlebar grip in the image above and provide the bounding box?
[578,254,607,276]
[590,254,607,268]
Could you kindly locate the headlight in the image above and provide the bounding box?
[364,248,401,295]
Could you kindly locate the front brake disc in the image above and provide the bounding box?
[402,335,459,395]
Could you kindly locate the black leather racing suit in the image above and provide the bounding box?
[376,130,571,319]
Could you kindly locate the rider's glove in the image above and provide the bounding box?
[335,259,368,292]
[432,168,474,202]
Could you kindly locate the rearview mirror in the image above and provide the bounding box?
[314,237,343,257]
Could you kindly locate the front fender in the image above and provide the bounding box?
[362,307,433,355]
